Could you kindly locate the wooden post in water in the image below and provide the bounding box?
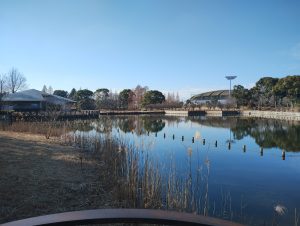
[243,145,246,152]
[164,133,166,139]
[182,136,184,141]
[228,142,231,150]
[202,139,205,145]
[260,147,263,156]
[172,134,175,140]
[215,141,217,147]
[282,150,286,160]
[192,137,194,143]
[155,132,157,137]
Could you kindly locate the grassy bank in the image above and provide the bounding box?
[0,131,115,223]
[0,128,216,224]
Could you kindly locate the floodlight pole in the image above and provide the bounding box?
[225,76,237,98]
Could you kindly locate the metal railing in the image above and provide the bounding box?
[2,209,245,226]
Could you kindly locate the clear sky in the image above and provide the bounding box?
[0,0,300,99]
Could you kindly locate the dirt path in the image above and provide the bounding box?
[0,131,112,224]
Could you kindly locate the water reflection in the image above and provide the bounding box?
[189,117,300,152]
[143,118,165,133]
[231,118,300,152]
[92,116,166,135]
[75,116,300,152]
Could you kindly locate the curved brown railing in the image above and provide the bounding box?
[2,209,245,226]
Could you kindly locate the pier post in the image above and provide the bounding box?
[282,150,286,160]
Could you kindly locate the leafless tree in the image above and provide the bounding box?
[42,85,48,93]
[0,74,7,94]
[6,67,27,93]
[132,85,148,109]
[0,74,7,110]
[48,86,53,94]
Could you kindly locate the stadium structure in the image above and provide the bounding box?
[189,90,230,104]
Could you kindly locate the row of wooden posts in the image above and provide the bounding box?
[116,129,287,160]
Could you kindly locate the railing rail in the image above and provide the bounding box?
[2,209,245,226]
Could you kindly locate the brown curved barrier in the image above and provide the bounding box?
[2,209,245,226]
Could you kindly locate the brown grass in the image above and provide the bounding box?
[0,131,113,224]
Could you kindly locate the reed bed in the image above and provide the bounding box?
[61,129,243,222]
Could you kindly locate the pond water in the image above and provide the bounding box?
[72,115,300,225]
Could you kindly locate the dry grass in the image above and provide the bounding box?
[0,128,233,224]
[0,131,113,224]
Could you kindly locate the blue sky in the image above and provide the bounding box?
[0,0,300,99]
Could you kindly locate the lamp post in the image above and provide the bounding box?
[225,76,237,98]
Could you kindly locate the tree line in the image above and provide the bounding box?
[43,85,183,110]
[232,75,300,109]
[2,67,298,111]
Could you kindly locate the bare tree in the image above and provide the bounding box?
[0,74,7,94]
[42,85,48,93]
[48,86,53,94]
[132,85,148,109]
[6,67,27,93]
[0,74,6,110]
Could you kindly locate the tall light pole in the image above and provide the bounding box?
[225,76,237,98]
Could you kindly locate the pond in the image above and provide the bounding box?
[72,115,300,225]
[2,115,299,225]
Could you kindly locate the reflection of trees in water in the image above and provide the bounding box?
[188,116,300,152]
[110,116,165,135]
[189,116,238,129]
[164,116,185,127]
[117,116,166,134]
[72,116,299,152]
[143,118,165,133]
[71,115,167,135]
[231,118,300,152]
[118,116,137,133]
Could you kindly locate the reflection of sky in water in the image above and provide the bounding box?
[78,116,300,225]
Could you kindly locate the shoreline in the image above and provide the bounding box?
[1,109,300,122]
[165,110,300,121]
[240,110,300,121]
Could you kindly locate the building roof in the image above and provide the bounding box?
[190,90,230,101]
[1,89,76,104]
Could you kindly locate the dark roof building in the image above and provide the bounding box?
[1,89,76,111]
[190,90,230,104]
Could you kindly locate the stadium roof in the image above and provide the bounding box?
[190,90,230,100]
